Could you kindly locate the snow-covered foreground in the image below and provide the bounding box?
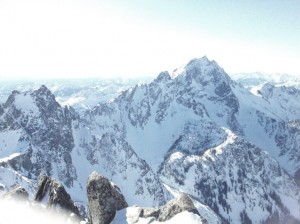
[113,207,204,224]
[0,199,84,224]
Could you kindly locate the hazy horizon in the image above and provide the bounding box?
[0,0,299,79]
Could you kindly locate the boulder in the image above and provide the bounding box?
[2,185,29,201]
[158,193,201,222]
[139,193,207,223]
[34,175,80,217]
[87,171,128,224]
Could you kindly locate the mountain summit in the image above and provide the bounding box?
[0,57,299,223]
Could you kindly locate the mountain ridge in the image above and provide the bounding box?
[0,57,300,223]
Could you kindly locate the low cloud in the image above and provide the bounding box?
[0,199,82,224]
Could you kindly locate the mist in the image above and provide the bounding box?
[0,199,85,224]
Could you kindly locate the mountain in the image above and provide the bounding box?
[231,72,300,89]
[0,77,151,110]
[0,85,167,211]
[0,56,300,223]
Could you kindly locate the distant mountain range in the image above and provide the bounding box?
[0,57,299,223]
[231,72,300,89]
[0,77,152,109]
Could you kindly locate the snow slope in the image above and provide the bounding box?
[113,208,205,224]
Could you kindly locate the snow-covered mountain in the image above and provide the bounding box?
[0,56,300,223]
[0,85,167,210]
[231,72,300,89]
[0,77,151,110]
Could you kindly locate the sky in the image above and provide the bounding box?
[0,0,299,79]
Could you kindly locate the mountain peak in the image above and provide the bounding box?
[34,85,53,97]
[186,55,210,65]
[30,85,60,110]
[184,56,220,73]
[154,71,171,83]
[4,90,21,108]
[171,56,231,89]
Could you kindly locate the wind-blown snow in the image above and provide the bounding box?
[0,199,86,224]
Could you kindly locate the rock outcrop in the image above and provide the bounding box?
[34,175,80,217]
[158,194,202,222]
[87,171,128,224]
[2,185,29,201]
[139,193,207,223]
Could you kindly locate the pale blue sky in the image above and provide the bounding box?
[0,0,299,78]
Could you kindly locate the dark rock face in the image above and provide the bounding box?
[139,194,207,223]
[34,175,80,216]
[87,171,128,224]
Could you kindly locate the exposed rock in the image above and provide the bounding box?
[158,194,202,222]
[34,175,80,217]
[140,207,160,220]
[139,193,207,223]
[87,171,128,224]
[2,185,29,201]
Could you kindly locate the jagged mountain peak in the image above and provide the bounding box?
[2,85,69,130]
[171,56,231,90]
[185,56,212,68]
[154,71,171,83]
[31,85,60,108]
[3,90,20,108]
[36,84,50,92]
[171,56,217,73]
[2,84,59,113]
[33,84,54,97]
[0,84,76,187]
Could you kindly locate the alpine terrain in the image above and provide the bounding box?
[0,56,299,223]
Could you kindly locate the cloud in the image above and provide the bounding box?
[0,199,83,224]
